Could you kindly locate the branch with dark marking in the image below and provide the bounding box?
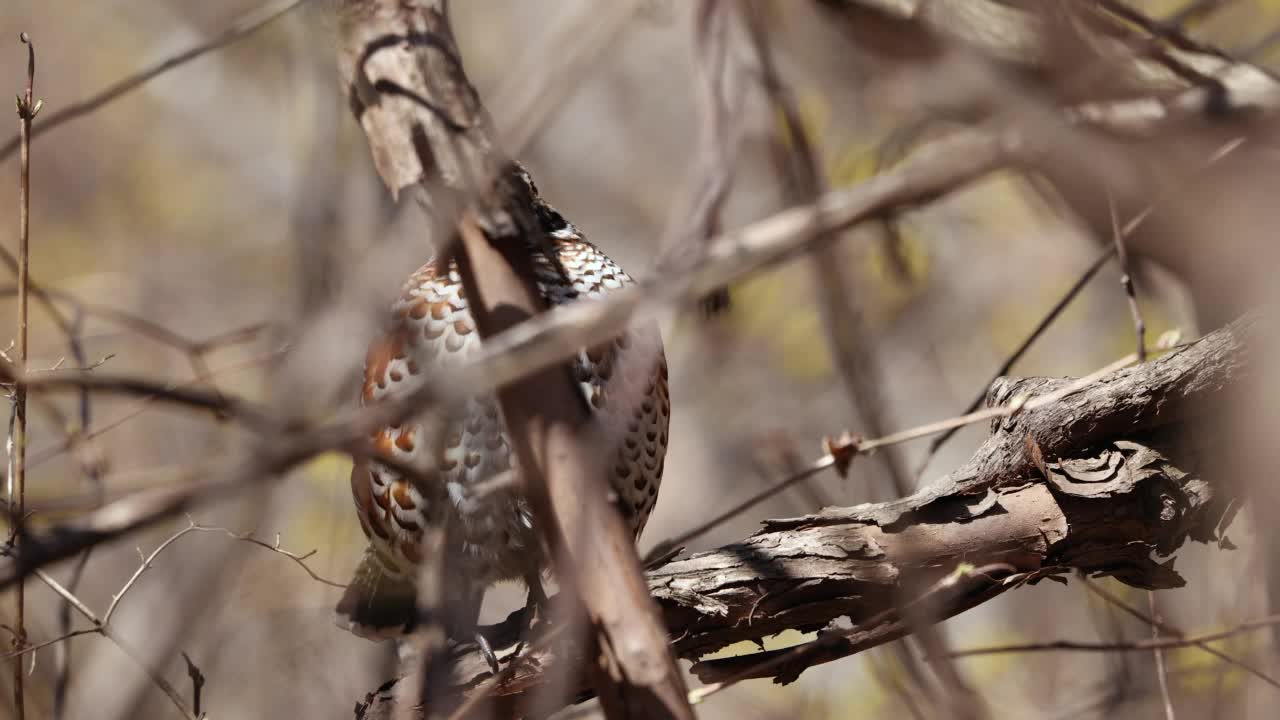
[354,313,1259,717]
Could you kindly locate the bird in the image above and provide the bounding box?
[335,168,670,642]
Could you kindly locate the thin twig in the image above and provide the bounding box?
[645,350,1142,563]
[656,0,742,312]
[0,282,265,417]
[397,521,455,720]
[10,31,38,720]
[1080,577,1280,690]
[745,0,917,497]
[866,351,1140,451]
[913,134,1248,479]
[0,289,266,382]
[27,347,285,471]
[0,0,316,164]
[912,246,1114,479]
[1108,188,1146,362]
[643,454,836,564]
[1097,0,1230,56]
[1149,591,1177,720]
[14,514,335,718]
[2,629,97,660]
[186,523,345,589]
[0,259,104,719]
[181,652,205,719]
[0,239,272,714]
[53,547,93,720]
[948,614,1280,657]
[1236,19,1280,60]
[103,518,344,625]
[103,522,202,624]
[31,567,198,720]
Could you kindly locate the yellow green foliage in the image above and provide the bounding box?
[287,451,364,576]
[726,89,945,380]
[1167,631,1256,695]
[728,266,832,380]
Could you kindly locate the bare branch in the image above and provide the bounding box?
[913,247,1115,478]
[185,524,345,589]
[9,30,38,720]
[0,0,317,164]
[32,561,198,720]
[947,616,1280,658]
[180,652,205,719]
[1080,577,1280,690]
[1148,591,1177,720]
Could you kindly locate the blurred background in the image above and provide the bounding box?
[0,0,1277,717]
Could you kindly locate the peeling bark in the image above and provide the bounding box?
[356,315,1257,719]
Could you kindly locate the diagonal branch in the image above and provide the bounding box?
[355,311,1260,717]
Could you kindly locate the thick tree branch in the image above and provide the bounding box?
[356,313,1258,718]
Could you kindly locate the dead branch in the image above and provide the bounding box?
[356,312,1258,718]
[9,30,38,720]
[6,516,334,718]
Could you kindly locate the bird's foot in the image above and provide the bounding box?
[440,634,502,677]
[474,631,501,676]
[510,578,551,659]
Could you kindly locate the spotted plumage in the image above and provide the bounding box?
[336,180,670,639]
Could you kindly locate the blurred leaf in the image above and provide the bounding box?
[728,267,833,380]
[984,275,1094,374]
[1168,630,1256,695]
[864,222,930,307]
[826,140,879,189]
[773,88,830,156]
[300,450,352,484]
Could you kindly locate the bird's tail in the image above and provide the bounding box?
[334,548,419,640]
[335,546,487,642]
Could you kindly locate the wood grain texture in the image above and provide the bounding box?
[356,314,1256,718]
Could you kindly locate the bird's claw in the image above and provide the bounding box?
[474,631,501,676]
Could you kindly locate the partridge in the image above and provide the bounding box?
[335,171,670,639]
